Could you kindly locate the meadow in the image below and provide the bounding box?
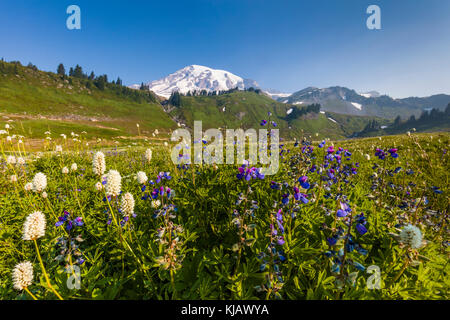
[0,122,448,300]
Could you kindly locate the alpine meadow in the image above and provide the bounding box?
[0,0,449,303]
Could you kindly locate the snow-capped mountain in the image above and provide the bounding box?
[264,89,292,100]
[359,91,381,98]
[278,86,450,118]
[134,65,259,98]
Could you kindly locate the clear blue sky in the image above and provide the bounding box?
[1,0,449,98]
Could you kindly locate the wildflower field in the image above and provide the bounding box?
[0,127,448,300]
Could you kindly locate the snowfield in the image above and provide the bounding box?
[351,102,362,110]
[327,117,338,123]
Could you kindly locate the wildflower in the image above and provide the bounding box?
[10,175,17,183]
[260,120,268,126]
[6,155,16,165]
[55,211,83,230]
[22,211,46,240]
[388,148,399,158]
[431,186,443,194]
[71,163,78,171]
[92,151,106,176]
[298,176,310,189]
[24,182,33,191]
[136,171,148,184]
[375,148,386,160]
[151,199,161,208]
[32,172,47,193]
[105,170,121,197]
[41,191,48,199]
[62,167,69,174]
[355,213,368,235]
[236,166,265,181]
[55,145,62,152]
[17,157,25,165]
[399,224,423,249]
[12,261,33,291]
[337,202,351,217]
[145,149,152,163]
[95,181,103,191]
[364,154,371,161]
[121,192,135,217]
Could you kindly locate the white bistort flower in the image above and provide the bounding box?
[32,172,47,193]
[62,167,69,174]
[399,224,423,249]
[41,191,48,199]
[151,199,161,208]
[71,163,78,171]
[92,151,106,176]
[55,145,62,152]
[95,181,103,191]
[12,261,33,291]
[105,170,121,197]
[6,155,16,165]
[145,149,152,163]
[17,157,25,165]
[10,175,17,183]
[136,171,148,184]
[22,211,46,240]
[24,182,33,192]
[120,192,135,217]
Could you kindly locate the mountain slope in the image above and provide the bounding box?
[280,86,450,119]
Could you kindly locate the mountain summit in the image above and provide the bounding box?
[136,65,259,98]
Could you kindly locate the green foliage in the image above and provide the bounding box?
[0,129,448,300]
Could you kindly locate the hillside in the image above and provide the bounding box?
[0,60,176,139]
[167,91,387,140]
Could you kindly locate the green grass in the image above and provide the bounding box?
[0,131,448,300]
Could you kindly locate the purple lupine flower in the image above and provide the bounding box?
[298,176,310,189]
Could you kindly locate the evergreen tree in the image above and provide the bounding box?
[57,63,66,76]
[73,65,83,78]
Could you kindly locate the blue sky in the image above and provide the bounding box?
[0,0,449,98]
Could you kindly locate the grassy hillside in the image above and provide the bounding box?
[170,91,387,140]
[0,60,176,138]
